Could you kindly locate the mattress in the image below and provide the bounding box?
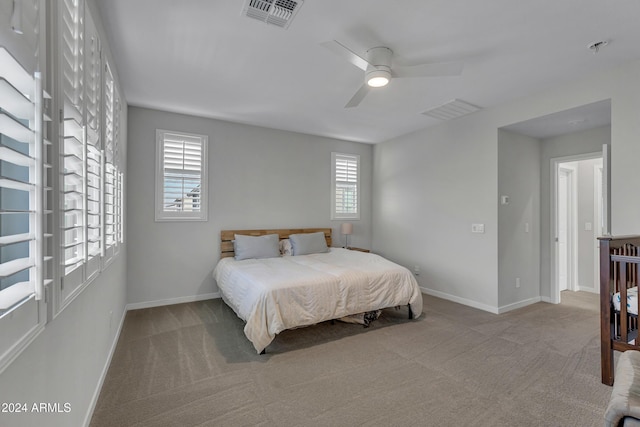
[613,286,639,316]
[213,247,423,353]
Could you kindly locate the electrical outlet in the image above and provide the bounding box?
[109,310,113,328]
[413,265,420,276]
[515,277,521,288]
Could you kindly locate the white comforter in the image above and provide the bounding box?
[213,248,423,353]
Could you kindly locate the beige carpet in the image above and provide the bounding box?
[90,292,613,426]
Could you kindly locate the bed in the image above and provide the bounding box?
[599,235,640,385]
[213,228,423,353]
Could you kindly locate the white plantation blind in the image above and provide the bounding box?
[104,163,115,247]
[331,152,360,220]
[61,0,85,279]
[85,13,100,138]
[117,170,123,244]
[61,0,84,123]
[85,144,101,260]
[0,1,50,374]
[85,13,101,270]
[0,47,44,312]
[155,130,208,221]
[104,64,114,164]
[103,63,116,254]
[114,97,123,244]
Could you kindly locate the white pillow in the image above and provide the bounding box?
[233,234,280,260]
[289,232,329,256]
[279,239,292,256]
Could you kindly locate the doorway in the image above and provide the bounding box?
[551,153,604,303]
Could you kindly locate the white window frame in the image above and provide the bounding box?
[155,130,208,222]
[331,152,360,220]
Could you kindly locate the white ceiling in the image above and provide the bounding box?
[95,0,640,144]
[502,99,611,139]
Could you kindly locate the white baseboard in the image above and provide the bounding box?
[540,296,555,303]
[83,307,127,427]
[420,286,500,314]
[125,292,221,311]
[497,296,541,314]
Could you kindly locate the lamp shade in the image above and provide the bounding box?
[341,223,353,235]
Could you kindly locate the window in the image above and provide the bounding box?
[60,0,87,301]
[331,152,360,220]
[155,130,208,222]
[103,63,117,262]
[0,40,48,370]
[58,1,126,303]
[0,0,126,374]
[85,12,102,279]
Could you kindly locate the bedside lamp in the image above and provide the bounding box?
[341,223,353,249]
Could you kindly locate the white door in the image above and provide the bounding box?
[558,168,571,291]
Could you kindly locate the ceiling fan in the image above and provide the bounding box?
[322,40,463,108]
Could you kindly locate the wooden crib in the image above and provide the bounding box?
[599,235,640,385]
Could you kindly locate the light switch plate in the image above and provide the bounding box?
[471,224,485,233]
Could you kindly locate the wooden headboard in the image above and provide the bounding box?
[220,228,332,258]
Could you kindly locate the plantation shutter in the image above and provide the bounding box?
[155,130,208,221]
[0,0,51,373]
[0,47,44,311]
[60,0,86,296]
[103,63,116,254]
[331,152,359,219]
[115,97,123,244]
[85,12,101,277]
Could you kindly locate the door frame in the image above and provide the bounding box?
[594,161,604,293]
[557,165,576,293]
[550,151,604,304]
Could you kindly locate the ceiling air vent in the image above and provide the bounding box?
[422,99,481,121]
[243,0,304,29]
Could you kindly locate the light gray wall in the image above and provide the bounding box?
[372,112,499,311]
[539,126,610,298]
[497,130,540,310]
[373,58,640,313]
[0,2,129,426]
[127,107,373,306]
[0,257,127,427]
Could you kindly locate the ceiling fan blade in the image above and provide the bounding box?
[392,61,464,78]
[345,84,370,108]
[321,40,370,71]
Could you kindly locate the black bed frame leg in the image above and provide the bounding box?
[408,304,413,320]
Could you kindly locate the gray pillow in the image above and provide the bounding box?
[234,234,280,260]
[289,232,329,256]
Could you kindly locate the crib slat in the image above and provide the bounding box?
[621,262,629,343]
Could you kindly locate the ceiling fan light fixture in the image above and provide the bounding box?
[366,69,390,87]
